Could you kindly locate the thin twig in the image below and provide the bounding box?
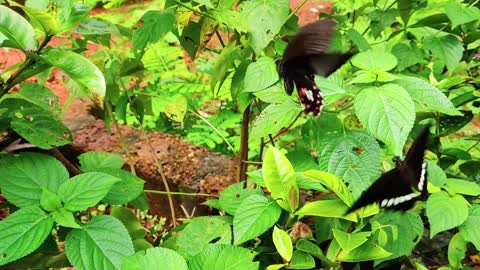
[286,0,310,21]
[189,109,237,156]
[50,147,82,175]
[215,30,225,48]
[145,189,218,197]
[105,103,137,174]
[272,111,303,140]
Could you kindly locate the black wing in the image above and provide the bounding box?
[404,125,431,196]
[281,19,353,77]
[346,169,420,214]
[282,19,336,62]
[346,126,432,214]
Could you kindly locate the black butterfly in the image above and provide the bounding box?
[346,126,431,214]
[277,19,353,116]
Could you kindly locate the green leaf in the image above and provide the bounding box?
[211,43,240,93]
[302,170,353,206]
[460,205,480,250]
[65,215,135,270]
[233,195,282,245]
[427,191,469,238]
[287,251,315,269]
[78,151,125,172]
[99,168,145,205]
[263,146,299,213]
[250,100,303,144]
[20,4,59,35]
[316,131,381,197]
[301,112,343,149]
[41,48,106,106]
[448,233,467,269]
[52,208,81,229]
[254,83,291,104]
[296,200,357,222]
[395,76,461,116]
[240,0,289,54]
[273,226,293,262]
[351,49,397,72]
[189,245,259,270]
[122,247,188,270]
[371,211,423,263]
[333,229,371,253]
[397,0,413,24]
[0,5,37,50]
[74,17,120,35]
[354,84,415,155]
[244,57,279,93]
[55,2,91,33]
[0,98,71,149]
[40,188,61,212]
[315,77,352,104]
[3,83,61,113]
[347,28,371,52]
[336,239,391,262]
[445,178,480,196]
[0,206,54,266]
[423,34,464,70]
[445,3,480,29]
[219,182,263,215]
[427,160,447,188]
[295,240,331,265]
[110,206,146,240]
[58,172,121,211]
[391,43,425,71]
[132,8,175,57]
[175,217,232,260]
[349,70,377,84]
[0,152,69,207]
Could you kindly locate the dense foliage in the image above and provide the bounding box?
[0,0,479,269]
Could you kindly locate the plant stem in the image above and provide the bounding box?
[121,81,177,227]
[286,0,310,21]
[174,0,216,20]
[50,147,82,175]
[215,30,225,48]
[272,111,303,140]
[105,102,137,174]
[238,104,251,182]
[145,189,218,197]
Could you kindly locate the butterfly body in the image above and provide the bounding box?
[278,19,353,117]
[346,126,431,214]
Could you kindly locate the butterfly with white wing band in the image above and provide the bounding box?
[346,125,431,214]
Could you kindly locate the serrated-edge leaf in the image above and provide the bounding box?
[427,191,469,238]
[233,195,282,245]
[354,84,415,155]
[395,75,461,116]
[58,172,121,211]
[0,206,54,266]
[0,152,69,208]
[332,229,371,253]
[65,215,135,270]
[122,247,188,270]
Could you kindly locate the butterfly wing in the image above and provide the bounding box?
[282,19,336,62]
[346,125,432,214]
[295,76,323,116]
[404,125,431,195]
[346,169,420,214]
